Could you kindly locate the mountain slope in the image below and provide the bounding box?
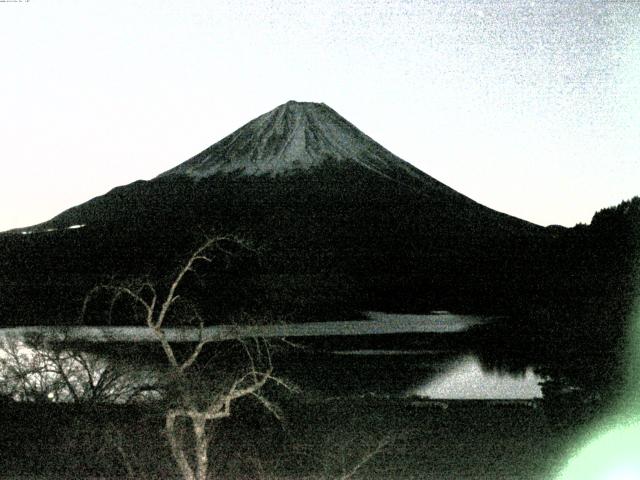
[0,101,550,326]
[17,101,540,237]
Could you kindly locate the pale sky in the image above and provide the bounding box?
[1,0,638,231]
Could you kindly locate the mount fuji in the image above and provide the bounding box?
[0,101,549,326]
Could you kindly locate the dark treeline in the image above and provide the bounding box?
[543,196,639,404]
[474,197,639,411]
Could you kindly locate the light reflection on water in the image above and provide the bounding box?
[409,354,543,400]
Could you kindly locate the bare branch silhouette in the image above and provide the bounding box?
[80,235,290,480]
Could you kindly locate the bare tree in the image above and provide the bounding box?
[0,334,157,404]
[83,236,295,480]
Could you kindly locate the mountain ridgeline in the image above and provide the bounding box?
[0,102,634,333]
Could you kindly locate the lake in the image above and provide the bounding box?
[0,312,543,402]
[279,348,543,401]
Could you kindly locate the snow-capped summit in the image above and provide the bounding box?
[159,101,426,183]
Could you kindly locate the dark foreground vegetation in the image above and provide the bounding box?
[0,395,586,480]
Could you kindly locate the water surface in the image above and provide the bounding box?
[409,353,543,399]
